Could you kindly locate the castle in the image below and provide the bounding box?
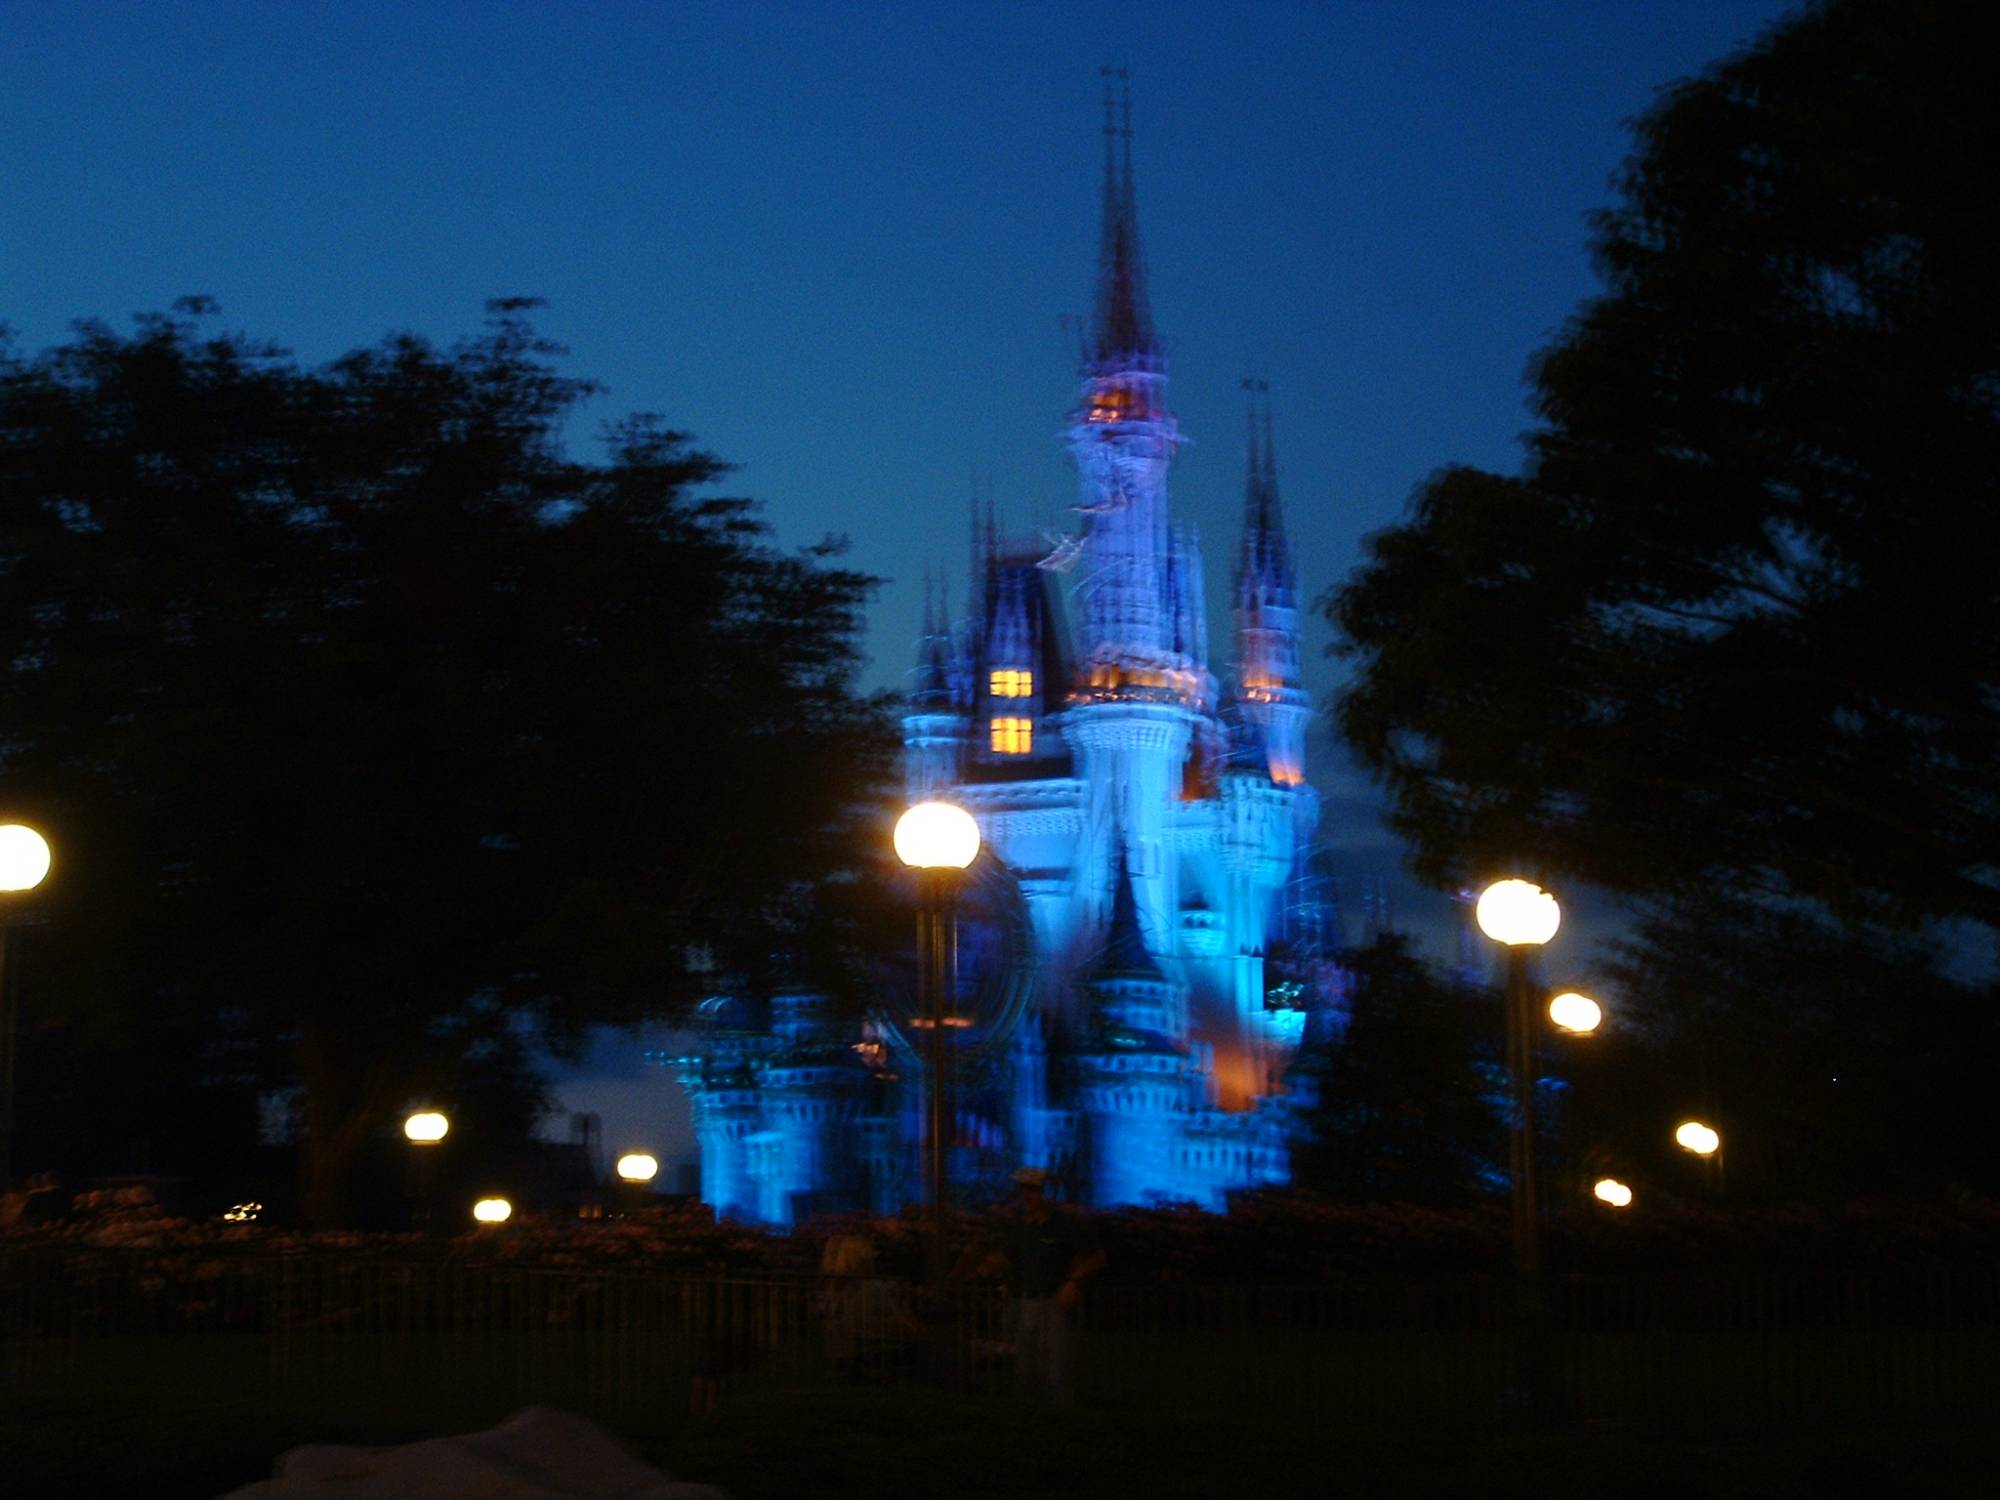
[665,95,1344,1224]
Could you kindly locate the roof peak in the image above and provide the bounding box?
[1237,380,1292,595]
[1090,840,1165,982]
[1090,67,1156,368]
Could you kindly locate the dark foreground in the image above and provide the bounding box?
[4,1246,1995,1497]
[1,1376,1990,1500]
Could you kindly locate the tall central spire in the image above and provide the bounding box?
[1092,67,1155,367]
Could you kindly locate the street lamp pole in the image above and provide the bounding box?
[1504,944,1542,1282]
[918,869,950,1280]
[1475,877,1562,1415]
[403,1109,450,1230]
[894,801,980,1289]
[0,925,15,1192]
[0,824,54,1192]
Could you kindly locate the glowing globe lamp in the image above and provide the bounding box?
[472,1196,513,1224]
[0,825,52,893]
[1474,879,1560,947]
[893,801,981,870]
[1674,1120,1721,1156]
[1548,992,1603,1034]
[403,1110,449,1144]
[1593,1177,1634,1208]
[616,1152,659,1184]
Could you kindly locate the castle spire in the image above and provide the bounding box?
[1242,379,1264,525]
[1258,391,1289,578]
[909,565,952,709]
[1231,384,1308,786]
[1091,66,1155,367]
[1093,840,1164,981]
[1236,382,1294,611]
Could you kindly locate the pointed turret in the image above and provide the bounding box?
[1077,839,1184,1207]
[1092,841,1164,982]
[1092,70,1156,368]
[1235,382,1296,617]
[903,567,968,799]
[1231,384,1309,788]
[909,572,952,711]
[1066,71,1184,685]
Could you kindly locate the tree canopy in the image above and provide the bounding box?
[1328,0,2000,943]
[0,300,894,1221]
[1290,934,1501,1204]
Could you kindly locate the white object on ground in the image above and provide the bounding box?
[219,1405,728,1500]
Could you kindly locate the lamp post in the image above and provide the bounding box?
[615,1151,659,1215]
[1475,876,1562,1413]
[1475,878,1561,1281]
[1592,1177,1633,1209]
[0,824,53,1191]
[403,1109,449,1231]
[1547,992,1603,1036]
[1674,1117,1724,1194]
[616,1151,659,1185]
[893,800,980,1287]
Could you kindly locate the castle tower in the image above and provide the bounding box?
[678,1057,761,1222]
[1063,76,1199,944]
[756,988,868,1226]
[1233,389,1310,788]
[1216,389,1320,1097]
[903,578,966,799]
[1075,848,1187,1206]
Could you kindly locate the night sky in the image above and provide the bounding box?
[3,0,1795,1163]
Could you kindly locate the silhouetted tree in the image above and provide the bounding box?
[1575,899,2000,1199]
[1292,935,1499,1202]
[1329,0,2000,940]
[0,300,893,1223]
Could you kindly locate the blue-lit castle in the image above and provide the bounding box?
[668,100,1345,1224]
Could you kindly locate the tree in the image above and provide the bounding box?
[1291,934,1500,1203]
[0,301,894,1223]
[1581,897,2000,1199]
[1328,0,2000,942]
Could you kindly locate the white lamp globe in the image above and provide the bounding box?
[403,1110,449,1144]
[472,1197,513,1224]
[616,1152,660,1184]
[1548,992,1604,1034]
[1674,1121,1721,1157]
[1475,879,1561,947]
[1593,1177,1634,1208]
[0,824,52,893]
[893,802,981,870]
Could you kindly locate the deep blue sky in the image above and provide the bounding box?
[2,0,1797,1159]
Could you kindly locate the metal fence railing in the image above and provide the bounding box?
[3,1246,1995,1433]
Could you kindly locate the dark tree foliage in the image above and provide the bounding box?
[1574,898,1999,1200]
[0,301,894,1223]
[1292,935,1500,1203]
[1328,0,2000,938]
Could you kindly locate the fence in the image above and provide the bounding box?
[3,1245,1995,1435]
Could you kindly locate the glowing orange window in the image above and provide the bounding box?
[989,669,1033,698]
[990,717,1033,755]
